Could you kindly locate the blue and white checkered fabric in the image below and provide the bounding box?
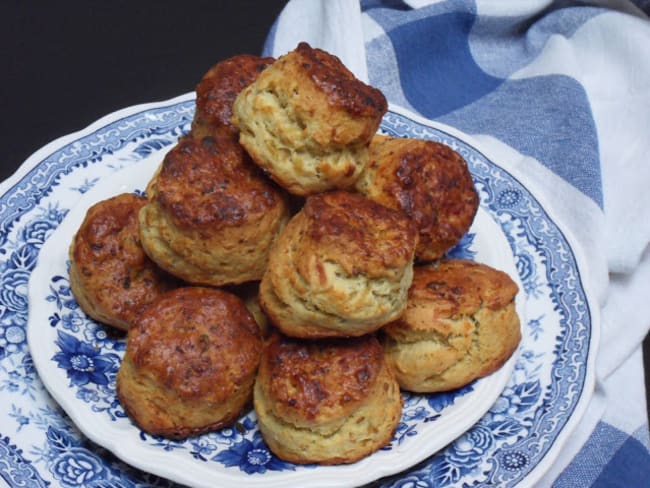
[265,1,650,486]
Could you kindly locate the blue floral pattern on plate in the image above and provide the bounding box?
[26,133,518,488]
[0,94,596,488]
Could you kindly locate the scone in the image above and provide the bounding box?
[355,134,479,261]
[192,54,275,140]
[116,287,262,439]
[254,333,402,465]
[69,193,178,331]
[232,42,387,196]
[139,134,290,286]
[259,190,418,338]
[381,259,521,393]
[228,281,271,338]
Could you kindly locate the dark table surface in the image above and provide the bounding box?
[2,0,649,447]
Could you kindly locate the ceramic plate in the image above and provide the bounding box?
[25,144,519,487]
[0,93,596,488]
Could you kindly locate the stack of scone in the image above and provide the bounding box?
[68,42,521,465]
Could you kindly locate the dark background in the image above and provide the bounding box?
[0,1,286,174]
[2,1,649,427]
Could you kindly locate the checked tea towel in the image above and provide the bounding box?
[265,0,650,486]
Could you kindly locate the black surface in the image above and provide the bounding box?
[2,0,649,433]
[1,1,286,180]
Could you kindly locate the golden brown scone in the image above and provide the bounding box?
[139,134,290,286]
[232,42,387,196]
[227,281,271,338]
[381,259,521,393]
[144,160,163,201]
[259,190,418,338]
[355,134,479,261]
[254,333,402,465]
[192,54,275,140]
[69,193,178,331]
[116,287,262,439]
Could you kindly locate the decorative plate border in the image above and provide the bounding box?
[25,119,519,486]
[376,109,597,486]
[0,94,597,488]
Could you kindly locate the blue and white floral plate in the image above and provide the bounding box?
[25,143,520,487]
[0,93,597,488]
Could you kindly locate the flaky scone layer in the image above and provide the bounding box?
[254,334,402,465]
[382,259,521,392]
[139,135,290,286]
[260,191,418,338]
[232,42,387,196]
[117,287,262,439]
[69,192,178,331]
[355,134,479,261]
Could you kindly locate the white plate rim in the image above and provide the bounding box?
[26,145,522,487]
[0,94,598,488]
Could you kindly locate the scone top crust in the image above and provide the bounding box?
[126,287,262,401]
[302,191,418,279]
[385,259,519,336]
[231,43,387,197]
[259,333,384,426]
[292,42,387,122]
[155,135,284,230]
[234,41,387,149]
[73,193,147,264]
[72,193,149,273]
[70,192,177,329]
[357,135,479,261]
[193,54,275,138]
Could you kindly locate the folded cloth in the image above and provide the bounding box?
[265,0,650,486]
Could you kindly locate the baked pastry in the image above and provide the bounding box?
[192,54,275,140]
[381,259,521,393]
[69,193,178,331]
[355,134,479,261]
[259,190,418,338]
[228,281,271,338]
[116,287,262,439]
[254,333,402,465]
[139,134,290,286]
[231,42,387,196]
